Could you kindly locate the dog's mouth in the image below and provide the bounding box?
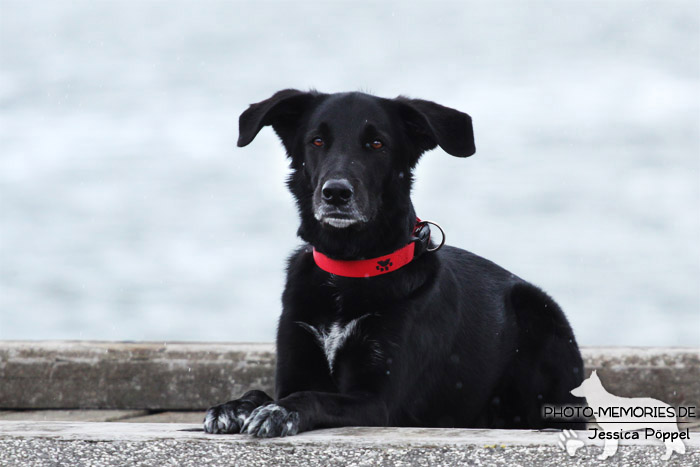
[314,208,367,229]
[322,217,359,228]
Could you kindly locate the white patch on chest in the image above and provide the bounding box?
[296,315,369,372]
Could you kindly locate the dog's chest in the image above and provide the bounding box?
[296,315,369,372]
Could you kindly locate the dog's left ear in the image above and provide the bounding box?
[395,97,475,160]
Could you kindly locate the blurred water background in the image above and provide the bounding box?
[0,0,698,345]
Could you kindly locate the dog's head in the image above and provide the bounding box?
[237,90,475,259]
[570,370,603,398]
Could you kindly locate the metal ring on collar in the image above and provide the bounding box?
[417,220,446,252]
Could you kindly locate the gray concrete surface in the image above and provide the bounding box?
[121,411,205,424]
[0,410,147,422]
[0,422,698,466]
[0,410,205,424]
[1,342,698,411]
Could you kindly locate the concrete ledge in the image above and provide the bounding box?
[0,342,698,410]
[0,341,274,410]
[583,347,699,410]
[0,422,697,466]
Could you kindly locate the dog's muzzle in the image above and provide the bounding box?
[314,178,367,228]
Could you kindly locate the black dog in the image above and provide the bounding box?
[204,90,584,437]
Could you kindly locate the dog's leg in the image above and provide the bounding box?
[662,441,673,461]
[598,436,618,460]
[242,390,389,437]
[203,389,273,434]
[240,310,393,437]
[663,436,686,460]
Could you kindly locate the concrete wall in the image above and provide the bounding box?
[0,341,697,411]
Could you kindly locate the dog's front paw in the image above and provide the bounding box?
[203,399,258,434]
[241,403,300,438]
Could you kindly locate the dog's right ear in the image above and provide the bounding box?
[237,89,318,150]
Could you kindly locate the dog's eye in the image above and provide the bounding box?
[369,140,383,150]
[312,138,324,147]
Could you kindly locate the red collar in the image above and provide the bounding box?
[312,218,442,278]
[313,242,416,278]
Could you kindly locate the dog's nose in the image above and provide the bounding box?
[321,179,354,206]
